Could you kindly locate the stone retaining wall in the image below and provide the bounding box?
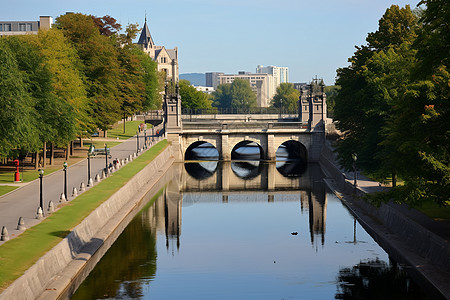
[0,144,175,300]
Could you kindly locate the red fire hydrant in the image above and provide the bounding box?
[13,159,20,182]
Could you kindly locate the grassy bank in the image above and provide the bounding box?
[0,140,168,292]
[0,186,18,197]
[107,120,151,140]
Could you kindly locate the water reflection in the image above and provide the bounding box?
[336,259,428,299]
[71,163,428,300]
[230,160,262,179]
[184,161,218,179]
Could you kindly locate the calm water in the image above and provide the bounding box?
[71,162,427,299]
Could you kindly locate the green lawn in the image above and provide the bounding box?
[0,165,64,184]
[83,140,122,150]
[414,200,450,221]
[107,120,152,140]
[0,186,19,197]
[0,140,168,291]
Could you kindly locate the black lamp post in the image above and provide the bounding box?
[152,126,155,142]
[63,162,68,198]
[88,144,94,183]
[352,153,358,187]
[136,131,139,153]
[144,129,147,149]
[104,144,108,176]
[39,168,44,214]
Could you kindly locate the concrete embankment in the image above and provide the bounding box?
[319,140,450,299]
[0,143,176,300]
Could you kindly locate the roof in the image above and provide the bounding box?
[137,21,154,46]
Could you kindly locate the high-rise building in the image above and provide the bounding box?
[205,72,224,89]
[256,65,289,92]
[136,18,179,82]
[0,16,52,36]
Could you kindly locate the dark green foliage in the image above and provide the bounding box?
[179,80,212,109]
[212,79,257,109]
[334,3,449,205]
[271,83,300,111]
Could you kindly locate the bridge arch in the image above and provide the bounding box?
[184,141,219,161]
[231,140,264,160]
[275,140,308,162]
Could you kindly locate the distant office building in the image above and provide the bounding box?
[0,16,52,36]
[195,86,215,94]
[205,72,224,89]
[136,18,179,82]
[217,72,275,107]
[256,65,289,92]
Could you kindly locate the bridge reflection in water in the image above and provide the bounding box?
[165,162,327,249]
[71,161,427,300]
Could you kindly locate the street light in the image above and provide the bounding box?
[87,144,94,185]
[63,162,68,199]
[136,131,139,153]
[144,129,147,149]
[104,143,108,176]
[39,168,44,214]
[352,153,358,187]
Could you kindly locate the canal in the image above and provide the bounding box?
[70,158,428,299]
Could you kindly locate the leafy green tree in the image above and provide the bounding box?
[324,85,340,118]
[179,80,212,109]
[380,0,450,205]
[56,13,122,131]
[271,82,300,111]
[230,79,257,109]
[36,28,92,138]
[132,47,162,110]
[333,5,418,177]
[212,83,232,108]
[0,39,39,157]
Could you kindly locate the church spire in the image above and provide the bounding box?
[137,17,154,48]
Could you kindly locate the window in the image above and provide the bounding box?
[1,24,12,31]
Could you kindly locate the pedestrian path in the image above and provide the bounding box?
[0,131,164,245]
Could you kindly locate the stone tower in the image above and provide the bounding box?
[299,78,327,131]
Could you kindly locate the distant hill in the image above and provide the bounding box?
[180,73,205,86]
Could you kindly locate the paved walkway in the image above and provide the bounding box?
[0,130,164,246]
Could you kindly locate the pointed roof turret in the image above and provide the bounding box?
[137,18,154,48]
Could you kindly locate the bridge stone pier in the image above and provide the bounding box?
[164,79,327,162]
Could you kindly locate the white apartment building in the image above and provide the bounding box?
[256,65,289,93]
[217,72,275,107]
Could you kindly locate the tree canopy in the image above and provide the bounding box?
[179,80,212,109]
[213,79,257,109]
[271,83,300,111]
[333,2,449,205]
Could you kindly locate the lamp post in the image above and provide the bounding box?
[104,144,108,176]
[144,129,147,149]
[152,126,155,143]
[88,144,94,184]
[352,153,358,187]
[39,168,44,214]
[136,131,139,153]
[63,162,68,198]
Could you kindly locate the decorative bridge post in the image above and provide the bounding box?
[164,82,183,160]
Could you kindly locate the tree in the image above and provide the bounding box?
[179,80,212,109]
[0,39,38,158]
[132,46,162,110]
[212,83,232,109]
[36,28,92,138]
[91,15,122,37]
[271,82,300,111]
[230,79,257,109]
[324,85,340,118]
[56,13,122,131]
[333,5,418,176]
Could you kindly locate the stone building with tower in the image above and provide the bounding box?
[136,18,179,82]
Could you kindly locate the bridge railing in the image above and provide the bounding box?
[181,107,298,115]
[182,121,308,130]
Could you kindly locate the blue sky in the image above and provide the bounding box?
[2,0,421,85]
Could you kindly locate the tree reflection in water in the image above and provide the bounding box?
[335,258,429,300]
